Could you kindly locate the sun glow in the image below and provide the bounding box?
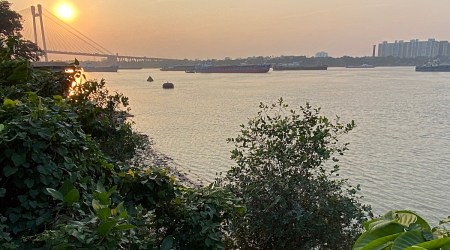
[55,3,76,21]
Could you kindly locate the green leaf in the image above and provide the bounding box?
[114,224,136,231]
[107,185,117,197]
[59,180,75,196]
[119,210,128,219]
[405,237,450,250]
[0,124,4,132]
[234,205,246,216]
[3,165,18,177]
[3,98,16,108]
[96,182,106,193]
[97,220,117,237]
[353,222,405,250]
[11,153,26,167]
[97,192,110,206]
[359,233,402,250]
[396,210,431,231]
[97,208,111,221]
[46,188,64,201]
[161,235,174,250]
[392,231,425,250]
[53,95,63,101]
[24,179,34,188]
[63,189,80,205]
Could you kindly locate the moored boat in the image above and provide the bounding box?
[195,64,270,73]
[272,62,327,71]
[162,81,174,89]
[83,65,119,72]
[415,60,450,72]
[160,65,196,71]
[346,64,375,68]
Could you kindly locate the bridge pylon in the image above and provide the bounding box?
[31,4,48,62]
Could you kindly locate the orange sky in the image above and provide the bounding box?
[11,0,450,59]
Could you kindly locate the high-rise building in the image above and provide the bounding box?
[377,38,449,58]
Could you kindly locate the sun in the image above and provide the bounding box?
[56,3,75,21]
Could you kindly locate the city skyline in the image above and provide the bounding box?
[11,0,450,59]
[378,38,450,58]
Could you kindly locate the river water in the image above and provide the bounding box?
[87,67,450,222]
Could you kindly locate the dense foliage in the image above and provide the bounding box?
[353,210,450,250]
[0,4,237,248]
[0,1,22,36]
[220,99,372,249]
[0,53,236,250]
[0,1,41,61]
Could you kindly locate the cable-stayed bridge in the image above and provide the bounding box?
[18,5,169,64]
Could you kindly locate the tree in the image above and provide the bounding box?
[0,1,41,61]
[221,99,372,249]
[0,1,22,37]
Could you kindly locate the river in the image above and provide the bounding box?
[86,66,450,222]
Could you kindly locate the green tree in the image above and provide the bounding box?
[0,1,41,61]
[221,99,372,249]
[0,1,22,36]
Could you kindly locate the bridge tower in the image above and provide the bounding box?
[31,4,48,62]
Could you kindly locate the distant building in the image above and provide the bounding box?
[378,38,450,58]
[315,51,328,58]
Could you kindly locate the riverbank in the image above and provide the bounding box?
[129,135,203,188]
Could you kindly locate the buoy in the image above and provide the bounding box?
[162,82,174,89]
[147,76,153,82]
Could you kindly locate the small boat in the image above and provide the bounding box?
[346,64,375,68]
[272,64,327,71]
[147,76,154,82]
[415,60,450,72]
[162,82,174,89]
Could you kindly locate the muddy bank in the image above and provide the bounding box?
[129,136,204,188]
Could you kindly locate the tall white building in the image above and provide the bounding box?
[378,38,449,58]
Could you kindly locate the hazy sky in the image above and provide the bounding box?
[11,0,450,59]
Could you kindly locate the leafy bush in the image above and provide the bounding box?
[353,210,450,250]
[156,185,240,249]
[28,181,137,249]
[0,93,113,240]
[119,167,241,249]
[68,79,147,162]
[220,99,372,249]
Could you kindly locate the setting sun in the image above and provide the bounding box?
[56,3,75,21]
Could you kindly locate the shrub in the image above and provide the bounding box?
[0,93,116,243]
[221,99,372,249]
[68,79,146,162]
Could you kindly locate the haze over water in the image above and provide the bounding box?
[87,67,450,222]
[13,0,450,59]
